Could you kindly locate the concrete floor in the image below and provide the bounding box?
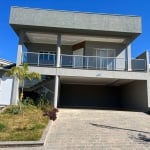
[1,109,150,150]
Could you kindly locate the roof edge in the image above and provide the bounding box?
[11,6,140,18]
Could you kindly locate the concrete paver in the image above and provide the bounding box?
[1,109,150,150]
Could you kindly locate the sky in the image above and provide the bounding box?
[0,0,150,62]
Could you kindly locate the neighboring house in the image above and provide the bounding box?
[0,58,15,106]
[0,58,13,77]
[9,7,150,111]
[0,58,12,67]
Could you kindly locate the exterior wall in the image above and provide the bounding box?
[0,77,14,105]
[26,41,126,57]
[147,77,150,109]
[84,41,125,56]
[0,69,18,105]
[116,49,126,70]
[83,41,126,70]
[120,80,148,111]
[10,7,141,35]
[28,66,149,80]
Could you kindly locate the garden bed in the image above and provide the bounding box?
[0,105,49,141]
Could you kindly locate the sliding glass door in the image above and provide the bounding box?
[96,49,116,70]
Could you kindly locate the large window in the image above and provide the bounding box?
[96,49,116,70]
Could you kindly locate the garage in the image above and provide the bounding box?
[59,84,121,108]
[59,77,148,111]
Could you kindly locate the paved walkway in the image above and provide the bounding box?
[1,109,150,150]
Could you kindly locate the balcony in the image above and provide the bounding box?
[22,52,147,72]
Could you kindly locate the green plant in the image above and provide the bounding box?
[0,123,6,132]
[36,95,50,108]
[23,97,34,106]
[0,105,49,141]
[41,105,52,112]
[4,106,21,115]
[5,64,41,111]
[43,108,59,121]
[29,123,45,130]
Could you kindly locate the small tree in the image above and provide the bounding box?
[5,64,41,110]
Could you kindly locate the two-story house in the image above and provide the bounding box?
[9,7,150,111]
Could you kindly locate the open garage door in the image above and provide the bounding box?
[59,77,148,111]
[59,84,121,108]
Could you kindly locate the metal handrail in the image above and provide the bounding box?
[60,54,127,70]
[22,52,146,71]
[22,52,56,66]
[61,53,125,59]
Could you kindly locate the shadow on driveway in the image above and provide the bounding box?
[90,123,150,143]
[90,123,150,134]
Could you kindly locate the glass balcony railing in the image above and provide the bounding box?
[131,59,146,71]
[22,52,56,66]
[22,52,147,71]
[60,54,127,71]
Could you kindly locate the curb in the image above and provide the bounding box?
[0,121,52,148]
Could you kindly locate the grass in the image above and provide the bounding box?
[0,105,49,141]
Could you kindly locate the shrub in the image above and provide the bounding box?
[23,97,35,106]
[36,97,50,108]
[41,105,52,112]
[43,108,59,121]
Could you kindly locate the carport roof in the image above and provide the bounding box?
[9,7,141,45]
[60,76,135,86]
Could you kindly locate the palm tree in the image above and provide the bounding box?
[5,64,41,110]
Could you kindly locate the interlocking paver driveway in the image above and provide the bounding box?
[1,109,150,150]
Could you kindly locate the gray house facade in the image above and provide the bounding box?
[9,7,150,111]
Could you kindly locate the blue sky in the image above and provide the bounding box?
[0,0,150,62]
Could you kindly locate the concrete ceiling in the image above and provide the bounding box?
[60,76,134,86]
[25,31,126,45]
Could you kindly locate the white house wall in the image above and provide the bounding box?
[0,77,13,105]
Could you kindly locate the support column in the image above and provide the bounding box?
[11,31,24,105]
[56,33,61,67]
[146,50,149,72]
[126,44,132,71]
[54,75,59,108]
[16,31,24,66]
[11,77,19,105]
[147,77,150,110]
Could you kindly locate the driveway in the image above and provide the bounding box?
[1,109,150,150]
